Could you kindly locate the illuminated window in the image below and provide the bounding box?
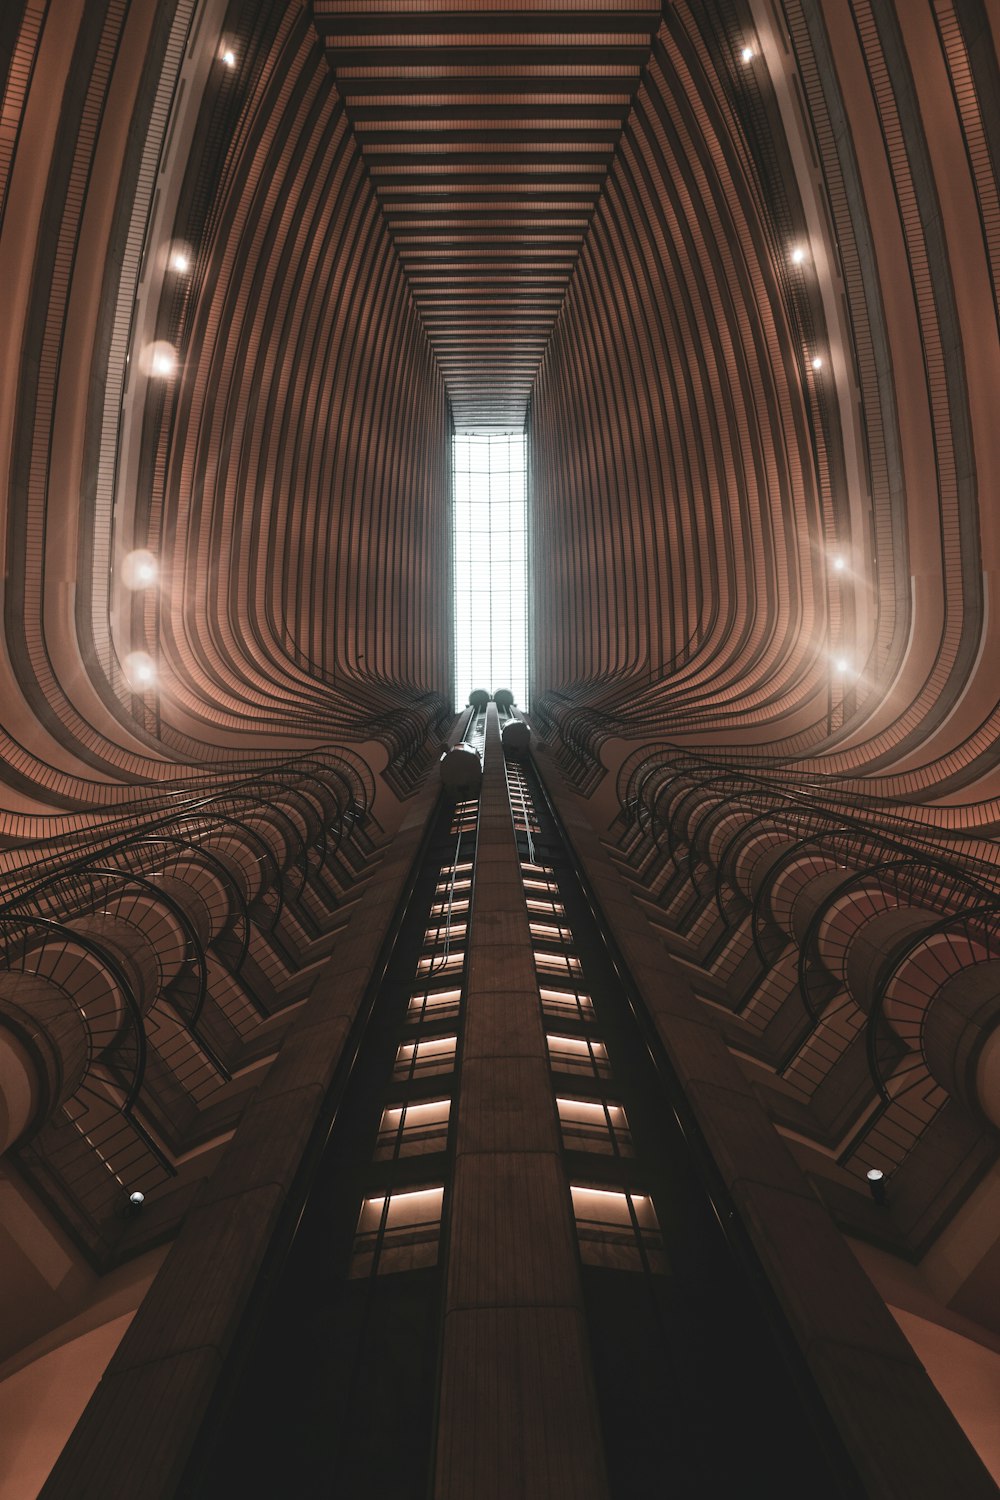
[535,950,583,977]
[416,951,464,976]
[506,763,540,831]
[546,1033,610,1077]
[423,920,467,944]
[529,921,568,942]
[439,861,473,879]
[430,897,470,917]
[408,986,462,1022]
[557,1097,632,1156]
[376,1099,451,1159]
[570,1185,667,1273]
[453,432,527,708]
[350,1186,444,1276]
[394,1035,457,1080]
[540,986,595,1023]
[526,897,566,917]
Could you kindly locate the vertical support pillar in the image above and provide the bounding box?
[434,703,608,1500]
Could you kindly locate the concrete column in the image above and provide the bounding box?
[434,703,608,1500]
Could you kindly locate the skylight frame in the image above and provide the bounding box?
[452,431,528,711]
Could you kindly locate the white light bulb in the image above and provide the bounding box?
[741,45,755,63]
[123,551,158,590]
[791,246,806,265]
[170,251,190,274]
[124,651,156,687]
[835,659,849,674]
[221,47,236,67]
[832,556,846,572]
[151,350,176,377]
[811,355,823,371]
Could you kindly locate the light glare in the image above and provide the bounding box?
[148,343,177,378]
[122,550,158,590]
[124,652,156,689]
[741,45,755,62]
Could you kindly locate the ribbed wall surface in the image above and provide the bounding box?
[3,0,997,814]
[0,0,998,1492]
[531,0,1000,822]
[0,0,450,818]
[313,0,659,430]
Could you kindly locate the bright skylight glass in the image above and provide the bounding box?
[453,432,528,710]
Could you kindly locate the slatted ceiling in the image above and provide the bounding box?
[313,1,659,429]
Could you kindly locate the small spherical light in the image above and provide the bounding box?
[866,1168,884,1183]
[832,556,846,572]
[169,250,190,274]
[835,659,849,674]
[122,550,158,590]
[791,246,806,266]
[124,652,156,690]
[129,1190,145,1206]
[811,355,824,371]
[221,46,236,67]
[741,45,755,63]
[146,341,178,379]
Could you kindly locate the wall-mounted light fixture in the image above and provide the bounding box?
[866,1168,887,1206]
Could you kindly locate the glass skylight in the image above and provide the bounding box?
[453,432,528,710]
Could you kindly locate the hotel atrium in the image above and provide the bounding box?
[0,1,998,1495]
